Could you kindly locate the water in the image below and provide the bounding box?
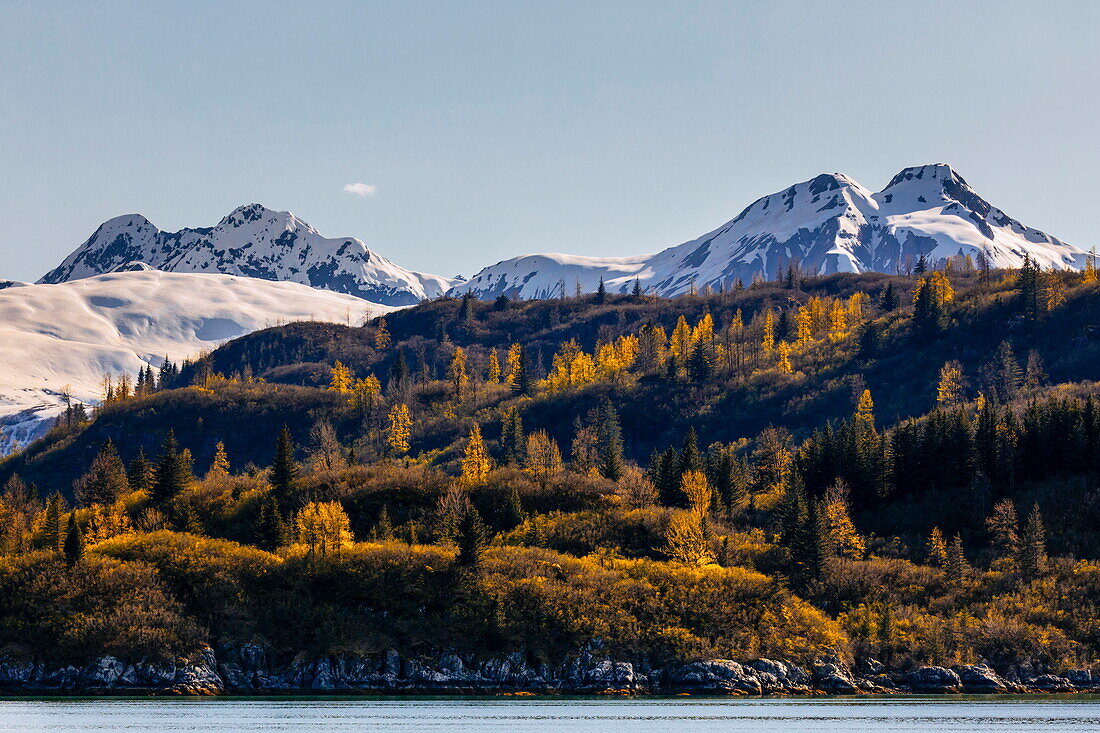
[2,697,1100,732]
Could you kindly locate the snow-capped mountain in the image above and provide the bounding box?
[453,164,1085,299]
[41,204,455,306]
[0,270,392,454]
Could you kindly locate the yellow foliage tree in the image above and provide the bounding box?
[663,510,712,565]
[329,361,353,394]
[207,441,230,478]
[448,347,470,401]
[460,425,492,486]
[777,341,793,373]
[525,430,563,483]
[487,349,502,383]
[762,310,775,352]
[505,344,522,385]
[1085,248,1098,284]
[373,318,391,349]
[295,501,353,555]
[936,361,965,408]
[669,316,693,362]
[828,301,846,336]
[795,306,813,346]
[352,375,381,410]
[680,469,713,516]
[387,403,412,455]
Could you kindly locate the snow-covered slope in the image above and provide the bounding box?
[42,204,455,306]
[0,270,392,454]
[454,164,1085,299]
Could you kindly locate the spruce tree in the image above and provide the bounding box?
[510,346,531,396]
[455,506,488,568]
[1020,504,1048,577]
[880,282,898,311]
[63,513,83,567]
[596,399,624,482]
[271,426,299,509]
[632,279,642,297]
[75,439,129,507]
[595,277,607,305]
[254,495,288,551]
[127,448,152,494]
[152,431,190,503]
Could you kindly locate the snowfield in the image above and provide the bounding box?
[0,270,392,454]
[453,164,1086,299]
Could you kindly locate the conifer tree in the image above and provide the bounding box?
[460,425,492,486]
[927,527,949,566]
[254,495,288,551]
[936,361,966,408]
[328,361,353,393]
[152,431,192,504]
[373,317,391,349]
[486,349,502,383]
[459,291,475,322]
[208,441,230,478]
[270,426,299,509]
[41,493,64,552]
[63,513,83,567]
[776,341,793,373]
[881,282,898,311]
[597,400,625,482]
[525,430,563,484]
[947,534,968,583]
[295,501,353,555]
[1084,248,1098,284]
[127,448,152,494]
[387,403,412,456]
[455,506,488,568]
[1017,253,1041,318]
[500,407,526,466]
[510,345,531,396]
[632,278,643,297]
[985,499,1020,561]
[595,277,607,304]
[762,310,775,352]
[75,439,129,507]
[447,347,470,401]
[1020,504,1048,577]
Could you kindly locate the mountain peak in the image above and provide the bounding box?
[883,163,967,191]
[40,206,455,305]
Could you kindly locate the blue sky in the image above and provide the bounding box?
[1,0,1096,282]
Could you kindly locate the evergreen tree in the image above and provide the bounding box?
[510,346,531,396]
[632,278,643,297]
[127,448,152,494]
[455,506,488,568]
[500,407,526,466]
[914,253,928,274]
[1017,253,1041,318]
[1020,504,1048,577]
[41,493,65,552]
[254,495,288,551]
[270,426,299,509]
[388,351,410,393]
[208,441,231,478]
[75,439,129,507]
[596,399,625,481]
[595,277,607,304]
[946,534,968,584]
[493,294,510,311]
[880,282,898,311]
[63,513,83,567]
[459,291,475,322]
[152,431,191,504]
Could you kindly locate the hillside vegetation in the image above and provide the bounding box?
[3,256,1100,674]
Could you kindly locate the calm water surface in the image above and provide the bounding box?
[2,696,1100,732]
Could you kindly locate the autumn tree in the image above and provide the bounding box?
[207,441,230,478]
[927,527,949,566]
[329,360,353,394]
[387,403,412,456]
[985,498,1020,562]
[525,430,563,484]
[373,317,391,349]
[460,425,492,486]
[936,361,966,408]
[447,347,470,401]
[295,501,353,555]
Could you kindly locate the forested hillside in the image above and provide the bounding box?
[3,255,1100,680]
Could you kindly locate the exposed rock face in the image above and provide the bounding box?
[2,647,1098,696]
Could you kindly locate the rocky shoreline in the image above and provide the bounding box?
[1,646,1097,697]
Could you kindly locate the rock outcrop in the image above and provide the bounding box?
[2,647,1098,696]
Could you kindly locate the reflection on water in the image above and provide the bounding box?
[2,697,1100,732]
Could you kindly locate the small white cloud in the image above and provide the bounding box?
[342,182,377,197]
